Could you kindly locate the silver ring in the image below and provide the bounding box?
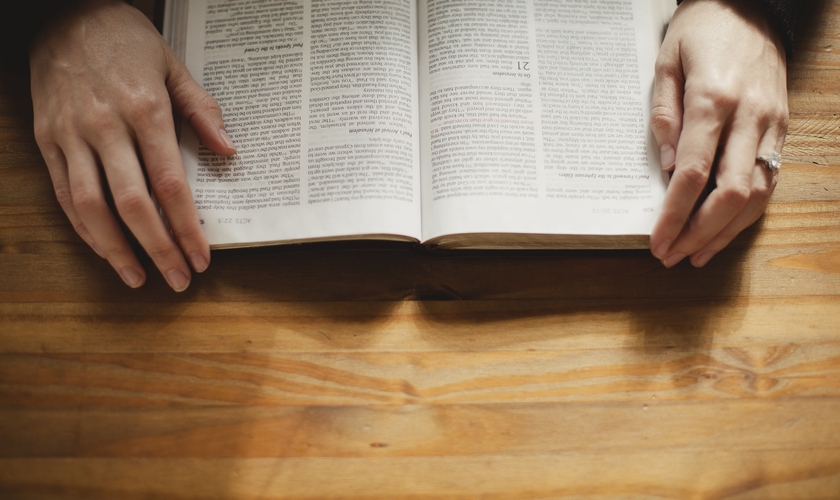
[757,152,782,172]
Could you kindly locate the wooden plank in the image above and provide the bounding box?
[784,119,840,165]
[2,342,839,406]
[4,296,840,351]
[2,399,839,458]
[1,453,839,499]
[1,297,840,353]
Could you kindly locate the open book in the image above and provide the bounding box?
[165,0,675,249]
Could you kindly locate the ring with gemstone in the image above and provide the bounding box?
[757,152,782,172]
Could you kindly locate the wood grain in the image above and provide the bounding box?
[2,1,840,498]
[3,398,839,457]
[2,344,840,406]
[2,453,840,499]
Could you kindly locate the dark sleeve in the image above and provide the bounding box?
[677,0,805,58]
[752,0,805,56]
[0,1,82,73]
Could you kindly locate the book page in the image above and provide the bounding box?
[418,0,671,246]
[168,0,421,247]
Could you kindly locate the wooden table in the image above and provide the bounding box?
[2,3,840,499]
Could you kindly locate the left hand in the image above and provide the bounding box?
[649,0,788,268]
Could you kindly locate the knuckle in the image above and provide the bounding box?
[151,172,189,204]
[687,82,739,115]
[113,188,150,219]
[653,57,670,77]
[53,184,75,211]
[678,162,712,192]
[779,115,790,135]
[186,93,224,128]
[200,93,223,115]
[102,243,134,263]
[654,55,680,81]
[72,188,106,216]
[743,93,788,125]
[776,107,790,132]
[33,119,54,146]
[661,211,688,233]
[650,105,678,133]
[79,103,121,136]
[145,243,177,264]
[171,222,203,243]
[719,178,751,210]
[125,91,171,126]
[754,179,775,201]
[38,144,64,168]
[51,112,79,139]
[72,219,89,238]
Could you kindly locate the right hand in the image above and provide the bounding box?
[29,0,235,291]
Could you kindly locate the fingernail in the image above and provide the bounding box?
[660,144,676,171]
[652,239,671,260]
[693,251,714,267]
[219,129,235,151]
[166,269,191,292]
[119,267,145,288]
[189,252,209,273]
[663,253,686,268]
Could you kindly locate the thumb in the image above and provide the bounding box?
[165,50,236,156]
[650,45,684,172]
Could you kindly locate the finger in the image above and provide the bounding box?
[94,133,193,292]
[63,140,147,288]
[650,41,685,172]
[36,139,104,258]
[133,97,211,273]
[689,127,782,267]
[689,163,776,267]
[660,124,760,267]
[650,89,731,261]
[164,49,236,156]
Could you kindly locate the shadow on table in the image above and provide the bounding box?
[413,230,755,351]
[44,222,757,324]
